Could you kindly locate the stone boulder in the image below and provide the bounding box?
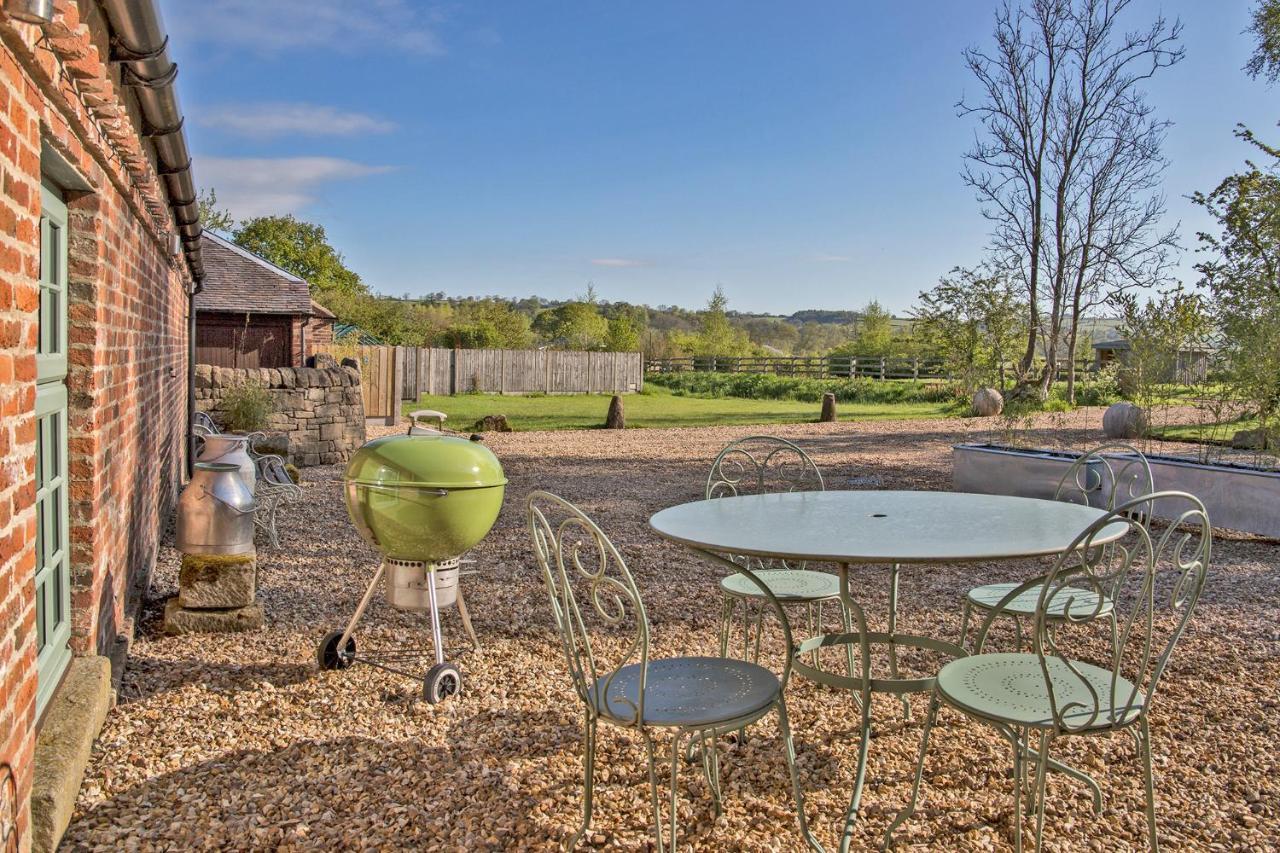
[604,395,625,429]
[309,352,339,369]
[474,414,512,433]
[1103,401,1147,439]
[1231,427,1276,451]
[972,387,1004,417]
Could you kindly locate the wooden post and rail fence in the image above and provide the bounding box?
[318,344,1095,425]
[642,354,1097,382]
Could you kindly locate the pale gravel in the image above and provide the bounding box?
[63,408,1280,851]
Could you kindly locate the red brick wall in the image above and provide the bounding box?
[0,4,193,849]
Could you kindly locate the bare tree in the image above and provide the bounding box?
[961,0,1182,402]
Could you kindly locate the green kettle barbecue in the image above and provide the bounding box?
[317,430,507,703]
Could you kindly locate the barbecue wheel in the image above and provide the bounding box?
[423,662,461,703]
[317,630,356,670]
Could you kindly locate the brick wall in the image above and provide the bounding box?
[0,4,194,849]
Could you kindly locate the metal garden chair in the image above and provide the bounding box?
[527,491,822,852]
[253,453,301,549]
[884,491,1211,852]
[957,443,1155,650]
[707,436,844,665]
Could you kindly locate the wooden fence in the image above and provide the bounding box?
[644,355,1096,381]
[318,345,644,422]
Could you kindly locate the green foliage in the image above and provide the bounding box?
[533,300,609,349]
[197,188,234,232]
[647,371,952,404]
[1072,362,1122,407]
[670,286,755,356]
[912,267,1026,395]
[442,299,533,349]
[1194,128,1280,423]
[221,382,273,433]
[233,215,367,299]
[1113,288,1211,412]
[1246,0,1280,83]
[851,300,895,357]
[604,310,645,352]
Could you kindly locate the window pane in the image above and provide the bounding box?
[50,414,60,479]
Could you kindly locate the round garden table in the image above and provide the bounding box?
[650,490,1126,852]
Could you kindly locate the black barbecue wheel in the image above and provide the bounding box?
[317,630,356,670]
[423,662,461,703]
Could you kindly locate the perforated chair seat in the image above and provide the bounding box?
[719,569,842,602]
[936,652,1144,730]
[588,656,781,728]
[965,581,1113,619]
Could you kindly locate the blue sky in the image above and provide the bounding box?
[159,0,1277,314]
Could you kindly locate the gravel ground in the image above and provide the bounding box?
[65,410,1280,851]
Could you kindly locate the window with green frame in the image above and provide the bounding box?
[35,178,71,718]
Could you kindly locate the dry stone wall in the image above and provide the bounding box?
[195,364,366,466]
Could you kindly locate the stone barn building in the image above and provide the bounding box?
[0,2,202,849]
[195,231,336,369]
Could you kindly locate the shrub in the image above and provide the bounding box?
[646,372,952,404]
[221,382,273,433]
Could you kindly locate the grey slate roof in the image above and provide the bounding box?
[195,231,313,315]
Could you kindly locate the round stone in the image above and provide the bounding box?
[1103,401,1147,439]
[972,387,1004,417]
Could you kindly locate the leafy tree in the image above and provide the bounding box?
[603,304,647,352]
[197,187,234,232]
[442,299,533,349]
[913,267,1026,394]
[1113,288,1211,419]
[1247,0,1280,83]
[1193,128,1280,422]
[796,322,852,355]
[233,215,367,299]
[852,300,896,357]
[673,286,754,356]
[533,301,609,349]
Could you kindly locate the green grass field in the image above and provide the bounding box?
[404,386,953,432]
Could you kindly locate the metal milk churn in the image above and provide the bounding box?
[196,433,257,492]
[176,462,257,555]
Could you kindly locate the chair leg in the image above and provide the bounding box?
[881,693,940,850]
[719,594,735,658]
[1139,716,1160,852]
[667,731,682,851]
[776,698,824,852]
[957,598,971,650]
[1031,731,1051,853]
[642,731,666,853]
[699,730,723,816]
[1013,726,1025,853]
[567,717,596,851]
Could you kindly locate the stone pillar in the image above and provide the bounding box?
[820,393,837,422]
[605,395,625,429]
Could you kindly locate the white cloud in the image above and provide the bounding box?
[814,253,852,262]
[591,258,648,268]
[198,157,392,219]
[199,103,395,139]
[163,0,446,56]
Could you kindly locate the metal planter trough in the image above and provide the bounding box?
[952,442,1280,538]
